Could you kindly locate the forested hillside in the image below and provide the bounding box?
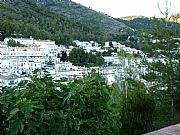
[0,0,123,45]
[114,16,180,50]
[36,0,129,36]
[0,0,133,45]
[116,16,180,32]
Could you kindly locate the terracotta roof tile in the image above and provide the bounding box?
[144,124,180,135]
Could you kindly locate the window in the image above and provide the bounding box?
[9,80,15,85]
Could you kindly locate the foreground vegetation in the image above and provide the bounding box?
[0,70,156,135]
[0,68,179,135]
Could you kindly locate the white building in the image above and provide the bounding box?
[103,56,121,65]
[0,58,11,74]
[55,62,74,71]
[9,58,42,74]
[35,40,58,59]
[52,68,87,81]
[4,47,46,58]
[4,37,58,58]
[73,40,101,53]
[4,37,34,46]
[105,41,121,48]
[0,74,20,86]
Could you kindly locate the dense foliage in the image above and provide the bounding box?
[119,78,155,134]
[0,70,157,135]
[0,70,121,135]
[60,51,68,62]
[68,48,105,67]
[39,0,129,36]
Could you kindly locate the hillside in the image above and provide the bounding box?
[121,15,147,21]
[0,0,124,45]
[116,17,155,31]
[0,0,131,45]
[36,0,130,35]
[116,16,180,32]
[168,13,180,23]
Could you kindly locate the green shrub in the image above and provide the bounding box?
[0,71,121,135]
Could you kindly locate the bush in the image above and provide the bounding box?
[7,40,25,47]
[0,71,121,135]
[119,79,155,134]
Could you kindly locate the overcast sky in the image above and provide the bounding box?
[72,0,180,18]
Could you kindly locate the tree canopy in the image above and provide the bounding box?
[68,48,105,67]
[7,40,25,47]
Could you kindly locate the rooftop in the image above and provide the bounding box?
[0,74,19,80]
[144,123,180,135]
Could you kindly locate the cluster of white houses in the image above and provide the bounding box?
[0,37,145,86]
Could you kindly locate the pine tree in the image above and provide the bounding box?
[139,17,180,127]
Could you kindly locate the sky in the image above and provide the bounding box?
[72,0,180,18]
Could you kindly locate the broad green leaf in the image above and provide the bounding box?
[8,108,19,120]
[9,120,21,135]
[20,121,24,133]
[10,108,19,115]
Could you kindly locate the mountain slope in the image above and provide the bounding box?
[36,0,130,35]
[116,16,180,32]
[0,0,121,44]
[116,17,154,31]
[121,15,147,21]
